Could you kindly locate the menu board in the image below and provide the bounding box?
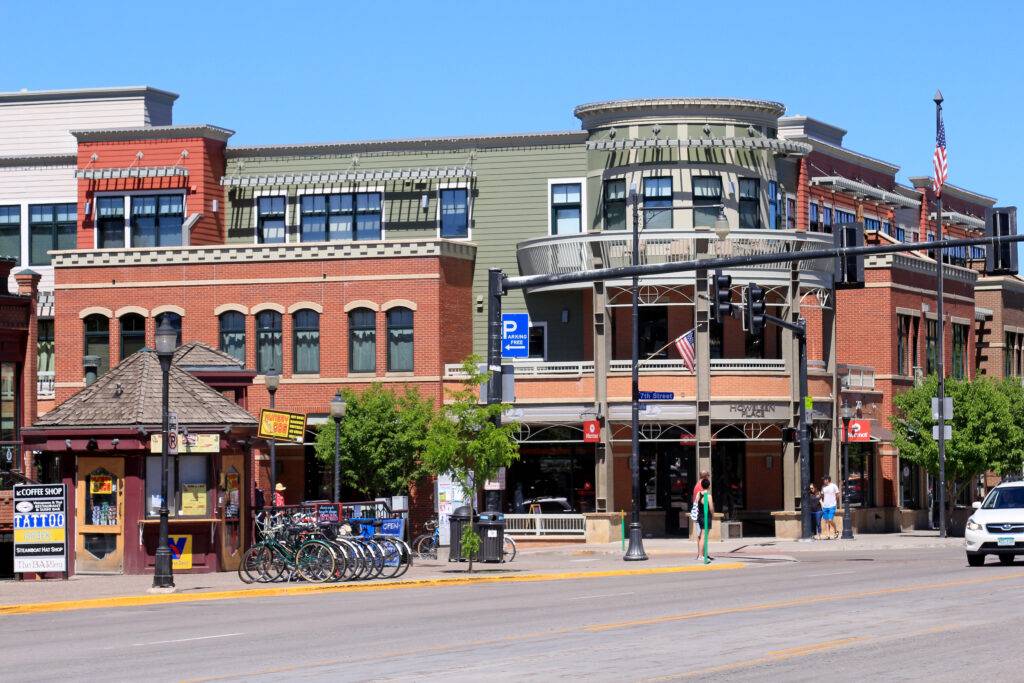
[13,484,67,574]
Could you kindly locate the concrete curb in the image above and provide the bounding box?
[0,562,745,616]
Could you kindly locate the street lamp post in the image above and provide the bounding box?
[329,392,347,503]
[841,402,855,540]
[624,183,648,562]
[265,369,280,511]
[153,319,177,588]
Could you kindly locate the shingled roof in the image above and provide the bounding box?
[34,348,257,430]
[173,341,246,371]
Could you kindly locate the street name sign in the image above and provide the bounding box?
[501,313,530,358]
[638,391,674,401]
[259,409,307,443]
[13,483,67,574]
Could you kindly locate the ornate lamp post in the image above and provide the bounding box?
[624,182,648,561]
[841,402,855,540]
[153,318,177,588]
[265,369,280,511]
[330,391,347,503]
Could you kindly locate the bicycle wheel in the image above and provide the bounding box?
[415,534,439,560]
[296,541,336,583]
[503,535,517,562]
[361,539,387,578]
[239,545,270,583]
[258,545,287,582]
[375,537,404,579]
[390,538,413,578]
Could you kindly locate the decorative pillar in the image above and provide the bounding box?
[796,157,810,231]
[782,262,801,510]
[593,281,613,512]
[14,269,41,474]
[695,237,712,479]
[918,189,930,242]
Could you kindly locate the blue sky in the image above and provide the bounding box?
[3,1,1020,206]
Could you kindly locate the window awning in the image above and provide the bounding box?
[810,176,920,209]
[75,166,189,180]
[586,137,812,156]
[220,166,476,187]
[929,210,985,230]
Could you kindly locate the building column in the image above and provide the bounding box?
[782,263,800,510]
[593,281,613,512]
[14,269,41,474]
[796,157,810,231]
[696,238,712,477]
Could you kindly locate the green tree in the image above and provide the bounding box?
[891,375,1024,529]
[423,356,519,571]
[314,384,435,500]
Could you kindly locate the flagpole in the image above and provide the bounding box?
[934,89,947,539]
[637,327,697,369]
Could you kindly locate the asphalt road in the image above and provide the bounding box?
[3,548,1023,682]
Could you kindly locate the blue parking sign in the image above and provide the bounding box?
[502,313,530,358]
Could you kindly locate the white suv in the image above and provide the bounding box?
[965,481,1024,566]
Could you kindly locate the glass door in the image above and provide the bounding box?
[75,457,124,573]
[219,457,245,571]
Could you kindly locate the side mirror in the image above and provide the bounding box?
[972,501,982,510]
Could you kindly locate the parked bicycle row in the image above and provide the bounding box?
[239,511,413,583]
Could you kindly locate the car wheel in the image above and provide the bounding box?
[967,553,985,567]
[999,555,1015,565]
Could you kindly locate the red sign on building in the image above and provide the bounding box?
[582,420,600,443]
[845,419,872,443]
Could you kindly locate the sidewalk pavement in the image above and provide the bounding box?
[0,531,961,609]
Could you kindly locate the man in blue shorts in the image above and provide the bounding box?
[820,476,840,539]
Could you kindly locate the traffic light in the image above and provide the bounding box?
[833,222,865,288]
[745,282,766,336]
[712,270,732,323]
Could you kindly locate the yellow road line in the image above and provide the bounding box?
[585,570,1024,632]
[0,562,745,617]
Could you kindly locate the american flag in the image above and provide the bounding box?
[674,329,696,372]
[933,105,948,195]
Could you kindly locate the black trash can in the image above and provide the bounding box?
[448,505,473,562]
[476,511,505,563]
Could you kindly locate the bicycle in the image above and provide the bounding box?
[412,519,439,560]
[503,534,517,562]
[240,511,338,583]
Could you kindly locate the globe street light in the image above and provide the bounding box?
[841,402,855,540]
[265,369,280,511]
[153,318,177,589]
[329,392,347,503]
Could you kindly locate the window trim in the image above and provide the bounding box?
[218,310,247,365]
[348,308,377,373]
[528,321,548,360]
[691,175,722,230]
[0,204,22,266]
[642,176,674,230]
[385,307,414,372]
[118,312,147,360]
[82,313,111,376]
[436,183,471,240]
[253,192,289,245]
[28,202,77,266]
[292,186,387,243]
[547,177,587,236]
[738,177,761,230]
[602,178,627,231]
[255,309,283,374]
[92,190,188,249]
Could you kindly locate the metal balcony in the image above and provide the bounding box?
[37,371,55,398]
[516,229,835,291]
[443,357,786,378]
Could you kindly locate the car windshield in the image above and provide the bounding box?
[981,487,1024,509]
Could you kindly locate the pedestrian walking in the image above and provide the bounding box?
[820,476,840,539]
[693,477,713,561]
[809,483,823,539]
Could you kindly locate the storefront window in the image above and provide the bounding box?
[84,467,118,526]
[901,461,921,509]
[146,456,176,517]
[145,455,209,517]
[847,444,874,507]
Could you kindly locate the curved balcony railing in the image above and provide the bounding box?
[516,229,834,290]
[443,357,786,379]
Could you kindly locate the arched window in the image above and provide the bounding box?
[348,308,376,373]
[256,311,283,373]
[154,311,182,347]
[293,309,320,374]
[219,311,246,364]
[83,314,110,375]
[386,307,413,372]
[119,313,146,359]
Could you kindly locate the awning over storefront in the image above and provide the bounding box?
[75,166,189,180]
[810,176,920,209]
[929,210,986,230]
[220,166,475,187]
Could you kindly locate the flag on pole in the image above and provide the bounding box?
[933,104,948,196]
[674,328,696,372]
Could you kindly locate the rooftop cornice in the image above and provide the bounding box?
[226,131,586,158]
[976,275,1024,294]
[72,124,235,143]
[573,98,787,120]
[0,152,75,168]
[0,85,179,104]
[908,176,997,207]
[782,134,900,175]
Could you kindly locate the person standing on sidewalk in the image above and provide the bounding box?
[809,483,823,539]
[694,477,713,560]
[820,476,840,539]
[693,470,710,505]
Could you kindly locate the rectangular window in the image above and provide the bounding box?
[1005,332,1014,377]
[354,192,382,241]
[300,193,379,242]
[864,217,881,232]
[528,323,546,360]
[692,176,721,229]
[926,319,938,375]
[603,179,627,230]
[29,203,76,266]
[643,177,672,229]
[0,205,20,263]
[767,181,779,229]
[739,178,760,230]
[822,207,833,233]
[896,315,910,376]
[952,324,968,379]
[257,196,287,244]
[440,188,469,238]
[131,195,183,247]
[836,209,856,224]
[37,319,54,374]
[882,221,892,236]
[786,197,796,229]
[550,183,582,235]
[809,203,820,232]
[145,455,209,518]
[299,194,328,242]
[96,197,125,248]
